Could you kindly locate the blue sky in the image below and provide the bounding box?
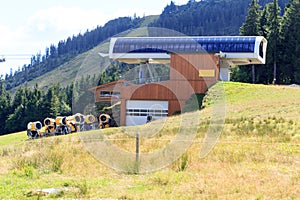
[0,0,188,77]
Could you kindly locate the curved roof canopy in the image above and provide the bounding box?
[109,36,267,65]
[112,37,257,53]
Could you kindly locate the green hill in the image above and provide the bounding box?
[12,42,110,92]
[0,82,299,199]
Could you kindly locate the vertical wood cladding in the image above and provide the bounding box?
[170,54,219,94]
[170,54,219,81]
[94,54,220,126]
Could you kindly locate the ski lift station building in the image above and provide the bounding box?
[91,36,267,126]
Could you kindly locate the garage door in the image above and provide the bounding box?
[126,100,168,126]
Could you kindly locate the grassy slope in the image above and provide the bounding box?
[0,82,299,199]
[9,43,111,95]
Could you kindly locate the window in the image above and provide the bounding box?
[100,91,111,97]
[126,108,168,117]
[259,42,264,58]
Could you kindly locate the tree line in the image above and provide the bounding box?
[0,74,101,135]
[0,58,140,135]
[0,58,171,135]
[232,0,300,84]
[149,0,289,36]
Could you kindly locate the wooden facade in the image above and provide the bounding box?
[92,54,220,126]
[90,80,134,103]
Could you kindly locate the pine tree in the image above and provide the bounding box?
[237,0,262,83]
[265,0,281,84]
[5,104,25,133]
[4,85,44,133]
[0,81,11,135]
[65,82,74,109]
[5,86,27,133]
[240,0,261,35]
[259,8,269,38]
[40,84,71,118]
[280,0,300,83]
[23,84,44,123]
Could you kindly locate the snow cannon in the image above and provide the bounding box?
[99,114,111,129]
[66,115,76,124]
[44,117,55,126]
[73,113,85,125]
[55,116,70,134]
[65,115,77,132]
[27,121,42,131]
[55,116,68,126]
[27,121,42,139]
[85,114,96,125]
[44,117,56,134]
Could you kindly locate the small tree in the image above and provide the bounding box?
[265,0,281,84]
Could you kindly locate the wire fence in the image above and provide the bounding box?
[3,136,299,147]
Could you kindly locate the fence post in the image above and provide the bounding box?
[135,133,140,173]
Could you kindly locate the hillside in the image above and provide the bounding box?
[0,82,299,199]
[10,42,110,93]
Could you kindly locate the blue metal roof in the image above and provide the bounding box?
[112,37,257,54]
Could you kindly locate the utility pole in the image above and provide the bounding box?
[252,64,255,83]
[273,61,277,84]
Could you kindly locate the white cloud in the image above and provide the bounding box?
[0,24,18,48]
[27,6,109,35]
[0,24,31,76]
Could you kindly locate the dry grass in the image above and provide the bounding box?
[0,82,300,199]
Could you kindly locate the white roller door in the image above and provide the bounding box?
[126,100,168,126]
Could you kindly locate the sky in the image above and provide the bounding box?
[0,0,188,77]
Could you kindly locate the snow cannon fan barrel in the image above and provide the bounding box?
[27,121,42,139]
[44,117,55,126]
[44,117,56,133]
[55,116,67,126]
[99,114,110,124]
[85,114,96,124]
[99,114,111,129]
[65,116,77,132]
[66,116,76,125]
[74,113,85,125]
[27,121,42,131]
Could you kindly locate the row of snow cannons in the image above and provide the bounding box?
[27,113,118,139]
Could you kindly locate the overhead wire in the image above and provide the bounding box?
[0,54,32,60]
